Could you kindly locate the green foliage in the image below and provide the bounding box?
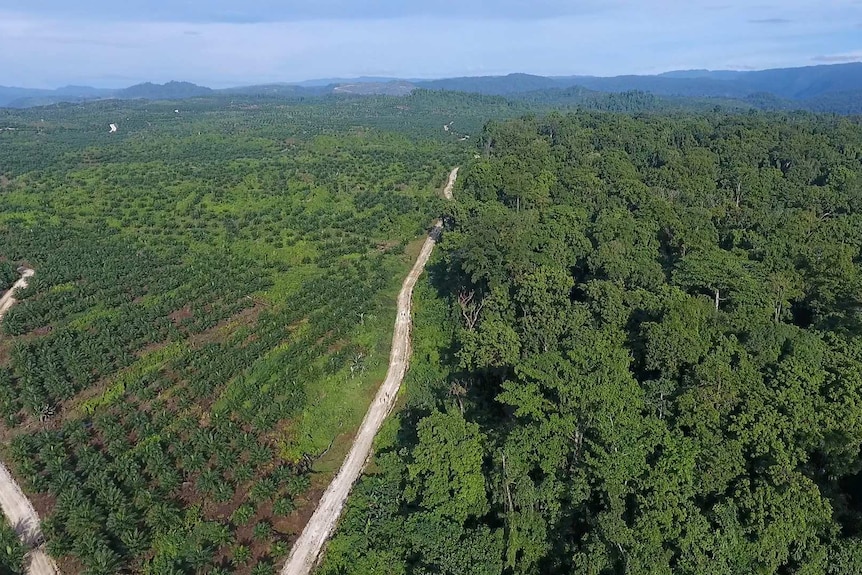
[231,544,251,566]
[0,96,465,572]
[0,517,25,574]
[406,410,488,523]
[324,111,862,575]
[0,261,18,293]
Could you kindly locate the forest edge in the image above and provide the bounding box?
[280,167,459,575]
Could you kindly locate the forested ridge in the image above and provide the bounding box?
[322,112,862,574]
[6,62,862,114]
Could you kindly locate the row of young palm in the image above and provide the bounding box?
[0,260,18,292]
[0,226,269,419]
[1,88,484,181]
[6,243,405,572]
[0,96,457,573]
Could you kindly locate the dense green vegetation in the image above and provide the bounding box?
[323,111,862,574]
[0,262,18,293]
[0,516,26,574]
[4,87,862,574]
[0,97,467,573]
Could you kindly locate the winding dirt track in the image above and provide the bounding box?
[281,167,459,575]
[0,270,60,575]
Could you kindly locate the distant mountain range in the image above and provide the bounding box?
[418,63,862,100]
[3,62,862,112]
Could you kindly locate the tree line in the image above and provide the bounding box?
[323,111,862,575]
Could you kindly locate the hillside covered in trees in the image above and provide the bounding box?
[5,62,862,114]
[323,112,862,574]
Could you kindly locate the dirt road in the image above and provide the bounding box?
[0,268,33,321]
[0,464,58,575]
[443,166,458,200]
[0,270,60,575]
[26,550,59,575]
[281,168,458,575]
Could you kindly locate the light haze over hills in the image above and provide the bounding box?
[2,63,862,113]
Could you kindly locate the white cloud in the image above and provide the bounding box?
[813,50,862,62]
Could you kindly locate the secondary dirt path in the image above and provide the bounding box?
[0,464,58,575]
[281,167,459,575]
[0,269,60,575]
[0,268,33,320]
[443,166,458,200]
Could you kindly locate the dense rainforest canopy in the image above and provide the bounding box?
[323,111,862,574]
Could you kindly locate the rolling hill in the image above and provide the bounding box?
[2,62,862,113]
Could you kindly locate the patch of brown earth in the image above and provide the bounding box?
[376,240,399,253]
[134,340,169,358]
[54,555,86,575]
[325,340,348,355]
[217,301,265,331]
[274,481,327,539]
[168,305,193,325]
[187,301,266,348]
[0,340,12,366]
[31,325,52,336]
[23,489,55,525]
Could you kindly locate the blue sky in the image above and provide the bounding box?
[2,0,861,88]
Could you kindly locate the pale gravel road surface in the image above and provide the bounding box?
[0,269,33,320]
[0,269,61,575]
[443,166,458,200]
[26,550,59,575]
[281,167,459,575]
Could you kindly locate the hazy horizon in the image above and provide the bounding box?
[9,61,862,92]
[2,0,861,89]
